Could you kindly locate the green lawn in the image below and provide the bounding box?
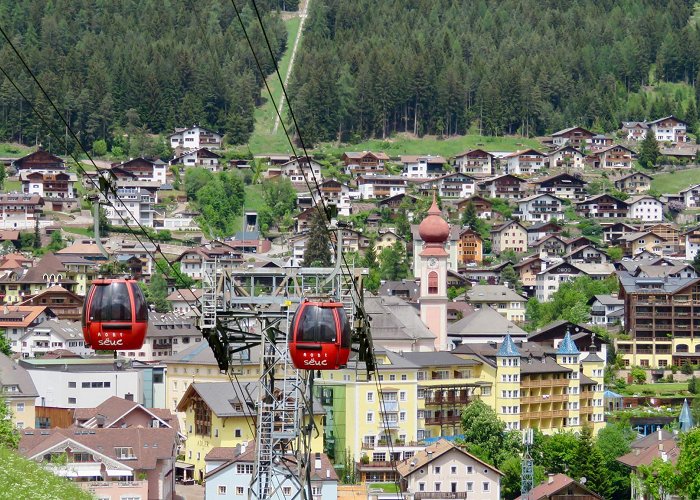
[0,446,94,500]
[622,382,689,396]
[4,180,21,192]
[315,133,539,158]
[63,226,95,237]
[0,143,31,157]
[368,483,400,493]
[651,168,700,193]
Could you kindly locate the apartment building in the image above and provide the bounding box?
[103,179,159,227]
[465,285,526,322]
[457,228,483,265]
[490,220,528,254]
[503,148,547,175]
[533,172,587,201]
[169,147,221,172]
[477,174,527,201]
[551,126,594,148]
[417,173,477,199]
[342,151,390,176]
[617,272,700,367]
[401,155,448,178]
[516,193,565,223]
[647,116,688,143]
[317,336,605,471]
[12,150,66,173]
[614,172,653,194]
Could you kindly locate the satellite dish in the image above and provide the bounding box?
[580,477,587,485]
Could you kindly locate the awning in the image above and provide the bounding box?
[175,461,195,470]
[105,469,133,477]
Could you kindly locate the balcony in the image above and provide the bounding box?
[415,493,468,500]
[424,395,470,406]
[379,420,399,429]
[357,461,396,470]
[424,415,461,426]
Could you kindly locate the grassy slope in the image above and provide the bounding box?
[0,446,94,500]
[247,16,302,154]
[651,168,700,193]
[621,382,689,396]
[315,134,540,158]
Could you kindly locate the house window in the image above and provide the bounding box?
[283,487,292,495]
[435,482,441,491]
[236,464,254,474]
[428,271,438,294]
[235,429,242,438]
[235,487,244,495]
[68,397,76,404]
[434,466,441,474]
[114,447,135,459]
[217,486,227,495]
[367,412,374,423]
[419,483,425,492]
[483,482,490,492]
[367,392,374,402]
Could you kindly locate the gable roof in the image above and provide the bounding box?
[648,115,687,126]
[74,396,177,431]
[552,126,594,137]
[0,354,38,397]
[466,285,526,303]
[19,426,178,472]
[396,439,502,478]
[448,306,526,336]
[515,473,603,500]
[532,172,585,185]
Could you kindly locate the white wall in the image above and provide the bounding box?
[28,368,142,408]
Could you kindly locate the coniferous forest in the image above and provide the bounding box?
[0,0,289,150]
[289,0,700,144]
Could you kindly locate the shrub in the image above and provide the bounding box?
[682,362,694,375]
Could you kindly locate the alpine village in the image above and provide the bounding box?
[5,2,700,500]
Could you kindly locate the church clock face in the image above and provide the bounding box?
[427,257,438,268]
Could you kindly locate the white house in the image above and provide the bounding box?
[278,156,324,185]
[516,193,565,223]
[103,180,159,228]
[589,294,624,327]
[204,442,338,500]
[536,262,614,302]
[627,195,663,222]
[357,175,408,199]
[547,146,586,170]
[19,319,92,358]
[684,227,700,260]
[454,149,495,176]
[647,116,688,144]
[400,155,447,178]
[417,173,477,199]
[169,126,222,150]
[169,147,221,172]
[396,439,502,500]
[680,184,700,208]
[504,149,547,175]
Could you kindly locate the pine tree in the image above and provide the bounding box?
[638,132,661,169]
[363,236,378,270]
[461,201,478,227]
[303,210,332,267]
[33,219,41,249]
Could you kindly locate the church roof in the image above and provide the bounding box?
[557,330,580,355]
[497,334,520,357]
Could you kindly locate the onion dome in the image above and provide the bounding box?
[418,196,449,243]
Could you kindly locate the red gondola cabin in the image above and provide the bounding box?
[289,301,351,370]
[82,279,148,350]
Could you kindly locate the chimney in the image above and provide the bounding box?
[240,442,247,454]
[548,473,555,485]
[658,443,664,451]
[658,428,662,441]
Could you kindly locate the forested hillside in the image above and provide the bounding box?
[0,0,290,150]
[290,0,700,144]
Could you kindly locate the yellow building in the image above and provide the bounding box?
[465,284,527,323]
[375,230,404,254]
[317,334,605,481]
[0,353,38,429]
[177,381,325,481]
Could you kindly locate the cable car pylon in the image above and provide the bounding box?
[199,215,373,500]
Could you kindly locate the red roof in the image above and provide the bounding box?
[515,473,602,500]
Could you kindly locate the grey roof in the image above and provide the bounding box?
[164,341,220,365]
[519,356,572,374]
[0,354,38,398]
[365,295,436,343]
[582,352,604,363]
[497,334,520,357]
[147,312,199,338]
[571,263,615,277]
[579,373,597,385]
[187,382,323,417]
[617,271,698,294]
[448,307,526,337]
[466,285,526,303]
[557,331,580,355]
[399,351,480,368]
[592,294,624,307]
[27,318,83,342]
